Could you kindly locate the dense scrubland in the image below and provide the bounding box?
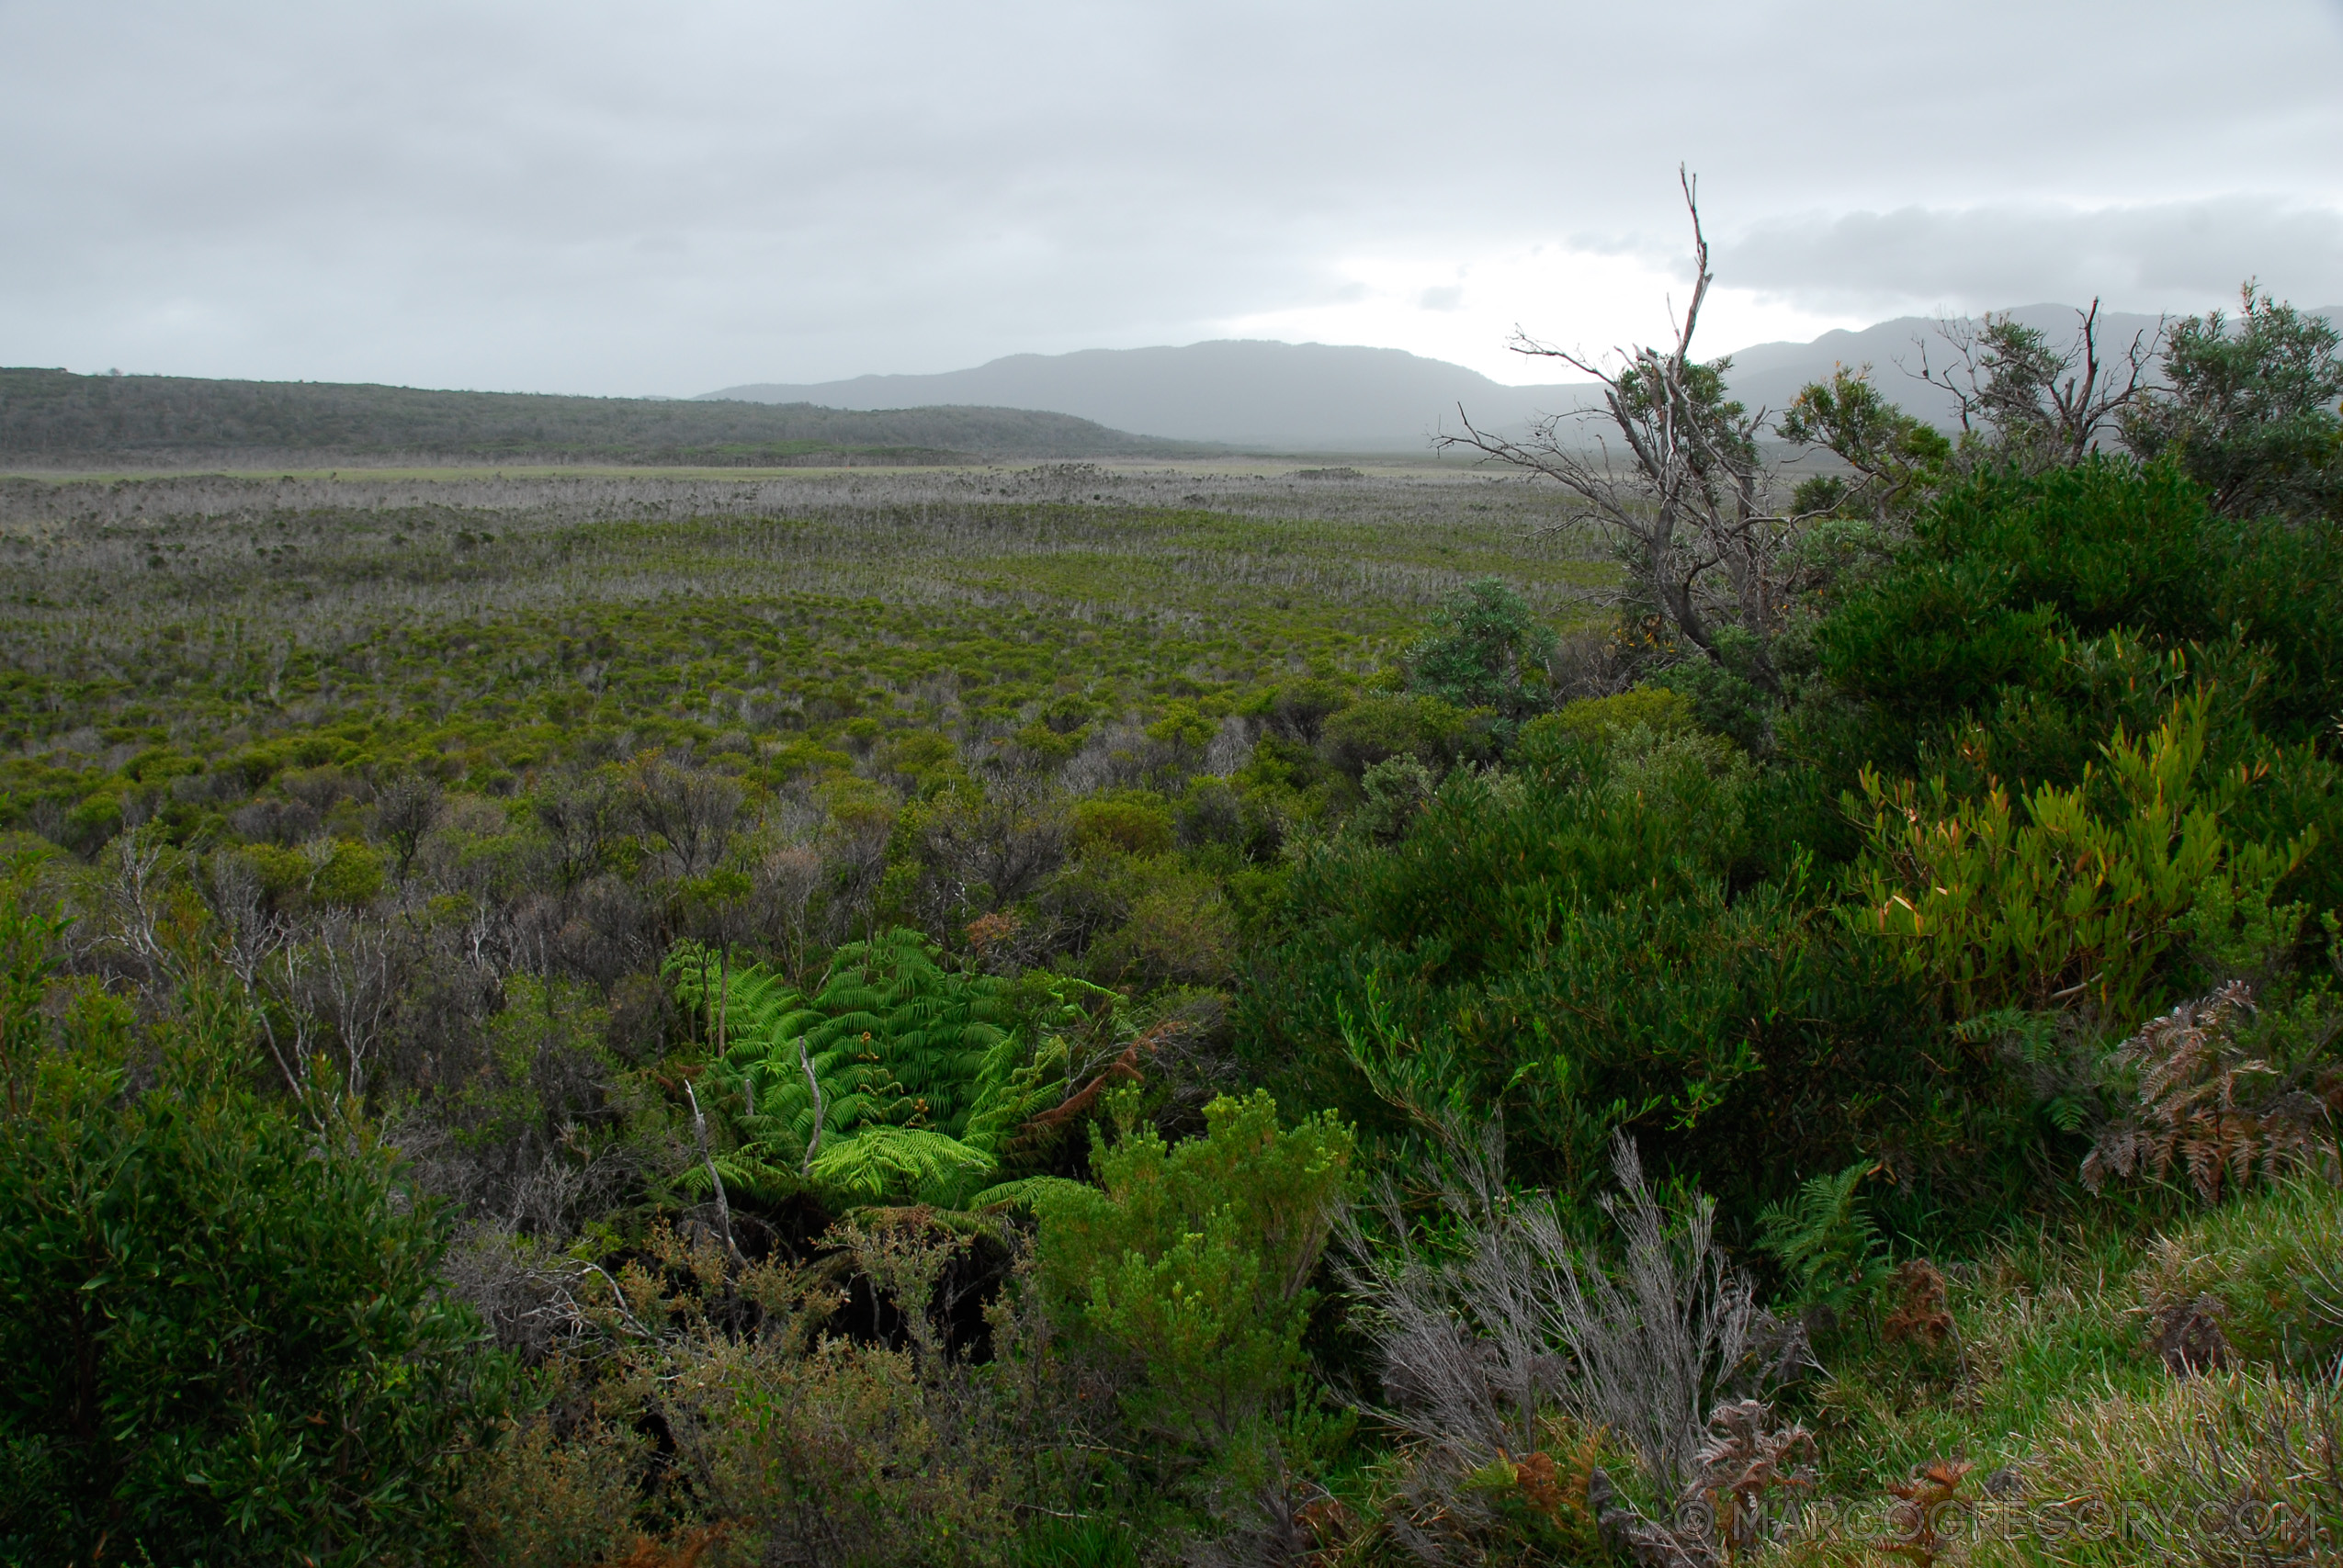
[3,285,2343,1568]
[0,367,1205,467]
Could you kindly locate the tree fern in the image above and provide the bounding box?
[809,1125,1000,1204]
[669,929,1067,1209]
[968,1174,1096,1211]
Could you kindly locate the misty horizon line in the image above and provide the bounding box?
[34,298,2337,406]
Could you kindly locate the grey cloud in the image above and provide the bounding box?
[1720,200,2343,317]
[4,0,2342,392]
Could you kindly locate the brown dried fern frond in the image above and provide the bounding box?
[2084,981,2338,1202]
[1881,1260,1955,1350]
[1676,1399,1817,1563]
[1883,1461,1971,1567]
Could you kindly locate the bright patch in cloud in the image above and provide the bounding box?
[1212,243,1864,384]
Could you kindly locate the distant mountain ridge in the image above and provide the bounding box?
[0,368,1198,467]
[707,306,2343,452]
[704,341,1595,452]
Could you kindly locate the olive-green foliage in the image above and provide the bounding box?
[1059,852,1240,988]
[671,929,1057,1207]
[1319,693,1476,778]
[1036,1089,1353,1453]
[238,836,388,908]
[1246,720,1983,1219]
[1534,685,1694,748]
[454,1403,642,1568]
[0,470,1596,818]
[1070,791,1174,859]
[0,884,508,1566]
[1353,753,1436,841]
[460,1219,1059,1568]
[447,973,628,1159]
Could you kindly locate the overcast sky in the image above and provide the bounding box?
[6,0,2341,394]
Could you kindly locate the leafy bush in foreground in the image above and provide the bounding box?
[1038,1089,1353,1460]
[0,879,507,1566]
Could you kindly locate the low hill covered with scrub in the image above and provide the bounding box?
[0,280,2340,1566]
[0,366,1204,468]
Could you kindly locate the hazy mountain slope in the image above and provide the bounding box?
[0,368,1200,467]
[708,306,2343,452]
[704,340,1599,451]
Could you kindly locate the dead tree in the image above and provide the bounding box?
[628,751,742,879]
[1909,299,2161,470]
[302,908,405,1104]
[1440,168,1802,694]
[199,852,306,1101]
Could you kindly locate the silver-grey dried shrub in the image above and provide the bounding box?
[1342,1125,1800,1561]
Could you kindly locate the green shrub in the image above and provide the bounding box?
[466,1220,1055,1568]
[62,790,123,854]
[1650,639,1780,754]
[1404,577,1556,718]
[1036,1089,1353,1453]
[1810,455,2343,771]
[1850,694,2312,1026]
[455,1398,642,1568]
[1244,741,1983,1216]
[1145,699,1218,750]
[1353,754,1436,840]
[1318,694,1474,778]
[1812,456,2225,771]
[2213,509,2343,746]
[0,887,508,1564]
[1013,717,1085,762]
[441,974,630,1168]
[1079,857,1237,987]
[1070,791,1175,859]
[1537,685,1694,748]
[682,1336,1017,1566]
[235,837,390,908]
[1259,677,1349,743]
[1817,557,2063,717]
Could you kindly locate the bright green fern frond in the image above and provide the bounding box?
[1758,1160,1892,1314]
[959,1031,1063,1156]
[671,927,1065,1211]
[809,1125,999,1207]
[968,1175,1094,1213]
[663,942,806,1049]
[680,1148,809,1206]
